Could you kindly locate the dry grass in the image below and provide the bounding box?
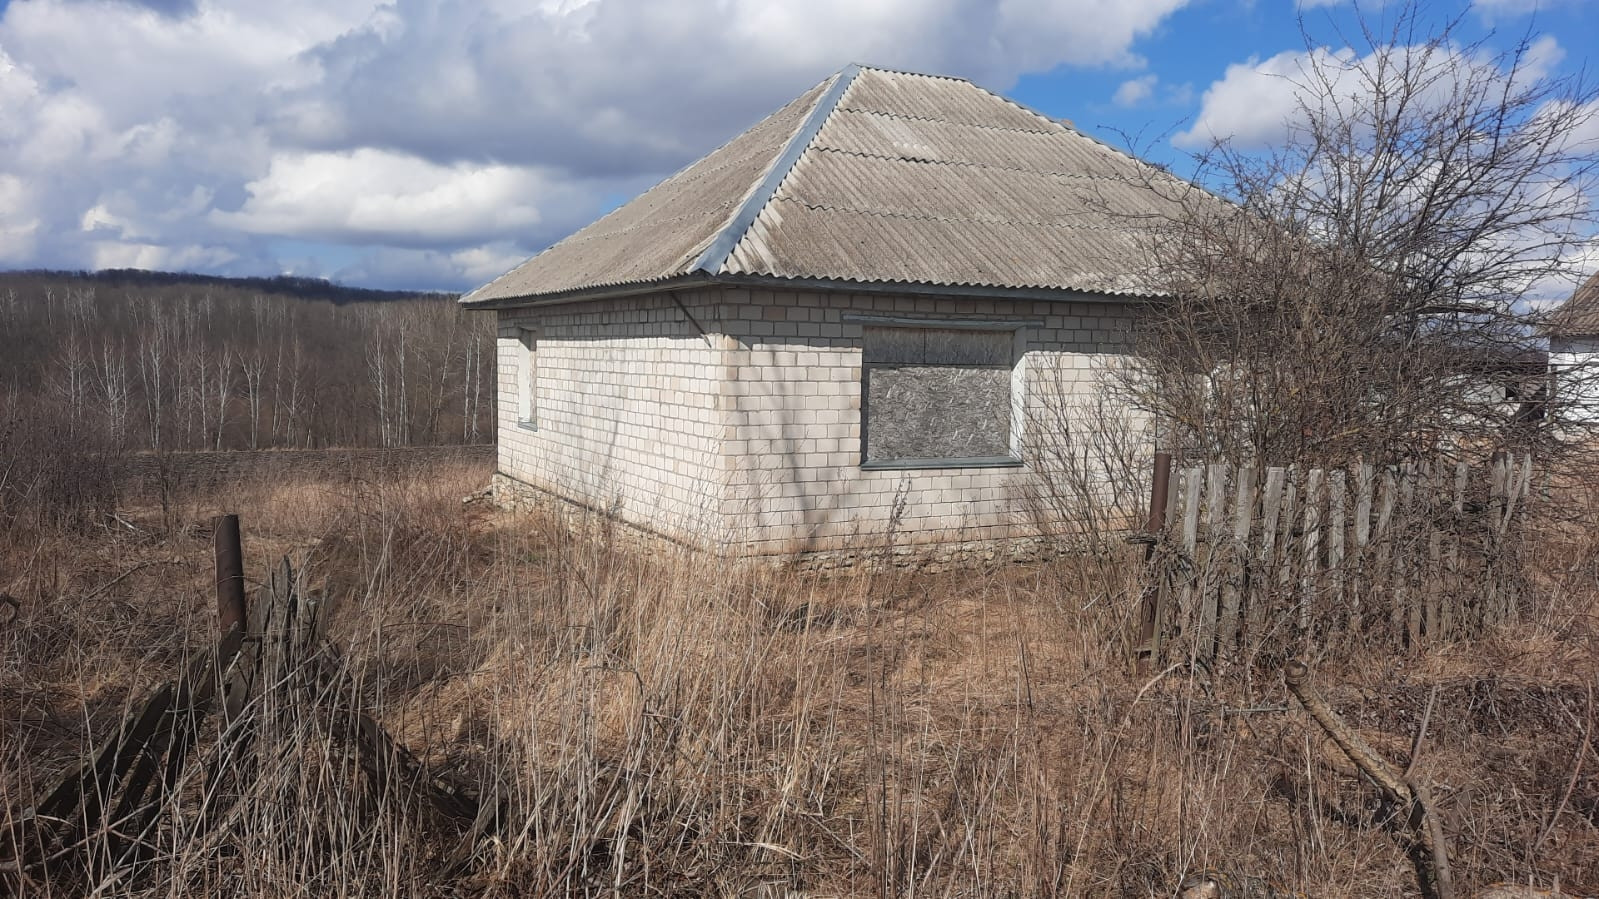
[3,453,1598,897]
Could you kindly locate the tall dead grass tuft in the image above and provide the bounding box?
[3,451,1598,897]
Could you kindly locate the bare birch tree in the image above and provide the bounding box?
[93,338,132,449]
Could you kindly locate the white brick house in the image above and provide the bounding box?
[462,65,1190,556]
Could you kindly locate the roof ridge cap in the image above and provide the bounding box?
[689,64,863,275]
[852,63,972,83]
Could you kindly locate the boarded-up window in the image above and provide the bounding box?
[516,328,537,427]
[862,326,1016,465]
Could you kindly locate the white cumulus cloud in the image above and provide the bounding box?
[214,149,557,246]
[1114,74,1159,107]
[1175,36,1566,149]
[0,0,1197,289]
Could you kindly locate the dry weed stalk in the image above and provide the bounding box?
[3,450,1598,896]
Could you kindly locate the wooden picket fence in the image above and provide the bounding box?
[1138,452,1535,665]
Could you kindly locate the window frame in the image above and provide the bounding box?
[848,315,1037,471]
[515,326,538,430]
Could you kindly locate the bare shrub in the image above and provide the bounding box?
[1123,5,1599,466]
[0,401,121,534]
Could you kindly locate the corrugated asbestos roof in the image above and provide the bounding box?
[461,65,1195,306]
[1549,270,1599,337]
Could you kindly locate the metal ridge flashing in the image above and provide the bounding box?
[688,63,863,276]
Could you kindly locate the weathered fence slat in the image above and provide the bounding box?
[1301,469,1324,635]
[1278,468,1300,598]
[1423,464,1443,640]
[1219,463,1256,652]
[1351,462,1374,622]
[1196,463,1229,654]
[1444,462,1467,638]
[1372,467,1397,638]
[1398,464,1419,646]
[1178,466,1202,636]
[1253,467,1288,640]
[1328,470,1347,621]
[1487,454,1509,624]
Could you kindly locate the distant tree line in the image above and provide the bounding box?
[0,271,495,454]
[13,268,459,305]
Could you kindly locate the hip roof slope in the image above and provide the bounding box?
[463,65,1194,305]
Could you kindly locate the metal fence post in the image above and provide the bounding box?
[213,514,245,636]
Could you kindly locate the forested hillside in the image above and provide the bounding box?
[0,270,495,452]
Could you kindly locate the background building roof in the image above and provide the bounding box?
[462,64,1195,306]
[1549,270,1599,338]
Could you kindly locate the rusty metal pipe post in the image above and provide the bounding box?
[213,514,245,636]
[1135,451,1173,674]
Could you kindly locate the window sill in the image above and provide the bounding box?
[515,421,538,432]
[860,456,1023,471]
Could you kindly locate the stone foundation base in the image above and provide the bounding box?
[489,473,1072,573]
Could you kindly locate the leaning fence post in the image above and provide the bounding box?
[1135,451,1173,675]
[213,514,246,636]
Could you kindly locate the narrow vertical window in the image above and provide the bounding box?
[517,327,537,428]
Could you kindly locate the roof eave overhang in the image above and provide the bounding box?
[1547,328,1598,341]
[458,271,1161,310]
[457,274,720,310]
[717,273,1162,304]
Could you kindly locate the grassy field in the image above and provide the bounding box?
[2,452,1597,897]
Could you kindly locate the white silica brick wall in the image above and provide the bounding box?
[716,288,1142,554]
[493,285,1145,555]
[495,288,731,544]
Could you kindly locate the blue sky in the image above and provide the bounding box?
[0,0,1593,293]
